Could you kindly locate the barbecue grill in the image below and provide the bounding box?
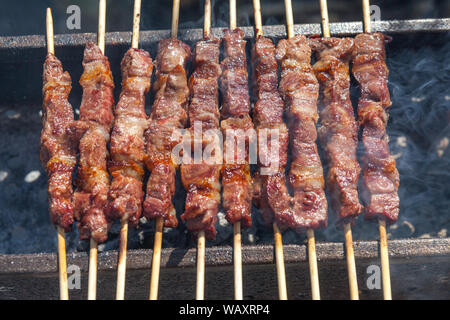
[0,0,449,300]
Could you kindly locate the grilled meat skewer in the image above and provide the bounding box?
[251,36,289,227]
[41,53,77,231]
[310,37,364,226]
[268,35,328,232]
[73,42,115,243]
[108,48,153,227]
[181,37,222,240]
[143,38,191,228]
[220,28,254,229]
[352,32,399,224]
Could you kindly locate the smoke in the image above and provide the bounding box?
[374,32,450,240]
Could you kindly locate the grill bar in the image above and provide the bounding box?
[1,238,448,274]
[1,18,449,52]
[0,238,449,300]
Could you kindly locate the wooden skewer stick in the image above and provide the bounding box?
[116,0,143,300]
[229,0,237,30]
[229,0,243,301]
[284,0,320,300]
[46,8,55,54]
[319,0,330,38]
[252,0,288,300]
[116,217,128,299]
[87,0,107,301]
[171,0,180,38]
[88,239,98,300]
[306,229,320,300]
[196,231,206,300]
[319,0,359,300]
[361,0,392,300]
[362,0,372,33]
[131,0,142,49]
[149,217,163,300]
[233,222,243,300]
[194,0,212,300]
[252,0,263,37]
[273,223,288,299]
[98,0,106,53]
[57,227,69,300]
[378,220,392,299]
[46,7,69,301]
[204,0,211,38]
[283,0,295,39]
[149,0,183,301]
[344,223,359,299]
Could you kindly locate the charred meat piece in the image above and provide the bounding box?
[73,42,115,243]
[41,53,77,231]
[251,36,289,226]
[144,38,191,228]
[220,28,254,229]
[270,35,328,232]
[352,32,399,224]
[181,38,222,240]
[310,37,363,226]
[108,48,153,227]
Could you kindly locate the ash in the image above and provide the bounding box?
[0,33,448,254]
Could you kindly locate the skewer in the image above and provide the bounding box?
[88,0,107,301]
[46,8,69,301]
[149,217,163,299]
[57,227,69,300]
[344,223,359,299]
[203,0,211,38]
[194,0,210,300]
[86,0,107,301]
[196,230,206,300]
[116,0,143,300]
[362,0,372,33]
[284,0,295,39]
[116,217,128,299]
[306,229,320,300]
[273,224,288,299]
[46,8,55,55]
[171,0,180,38]
[229,0,237,30]
[319,0,330,38]
[361,0,392,300]
[233,222,243,300]
[252,0,263,37]
[252,0,288,300]
[98,0,106,53]
[284,0,320,300]
[149,0,182,301]
[131,0,142,49]
[228,0,244,301]
[319,0,359,300]
[378,219,392,299]
[88,239,98,299]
